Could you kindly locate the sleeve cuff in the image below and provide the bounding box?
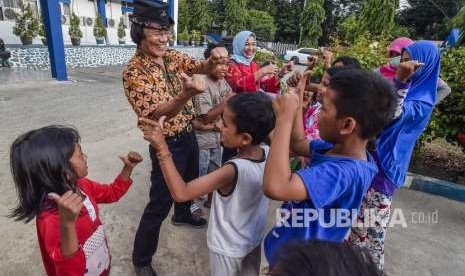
[393,77,412,89]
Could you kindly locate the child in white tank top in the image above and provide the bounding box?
[140,93,276,276]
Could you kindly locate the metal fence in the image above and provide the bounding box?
[261,41,298,56]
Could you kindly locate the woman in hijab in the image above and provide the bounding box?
[226,31,292,94]
[350,41,442,272]
[377,37,451,104]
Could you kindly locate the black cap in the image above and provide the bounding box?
[129,0,174,28]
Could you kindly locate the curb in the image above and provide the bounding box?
[403,173,465,203]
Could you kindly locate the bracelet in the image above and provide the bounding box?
[156,152,172,163]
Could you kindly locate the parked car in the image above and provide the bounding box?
[284,48,319,64]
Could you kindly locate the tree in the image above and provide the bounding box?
[178,0,190,34]
[272,0,303,43]
[299,0,325,47]
[358,0,399,37]
[190,0,212,34]
[247,0,276,15]
[246,9,276,41]
[398,0,465,39]
[320,0,366,45]
[69,13,83,39]
[224,0,247,36]
[13,3,39,39]
[117,17,126,40]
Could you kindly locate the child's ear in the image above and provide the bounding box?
[240,133,253,146]
[339,117,357,135]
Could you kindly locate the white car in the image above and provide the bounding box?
[284,48,319,64]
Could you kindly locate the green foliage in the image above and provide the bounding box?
[191,0,212,34]
[272,0,303,44]
[338,15,358,44]
[358,0,398,37]
[423,47,465,148]
[254,48,281,65]
[330,33,390,69]
[178,0,190,34]
[451,6,465,45]
[93,15,107,38]
[191,30,201,41]
[299,0,325,47]
[246,9,276,41]
[13,3,39,38]
[117,17,126,40]
[38,14,46,38]
[178,28,189,41]
[224,0,247,36]
[398,0,465,40]
[69,13,83,39]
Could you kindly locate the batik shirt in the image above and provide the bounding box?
[123,49,208,137]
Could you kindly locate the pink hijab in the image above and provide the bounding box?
[379,37,414,80]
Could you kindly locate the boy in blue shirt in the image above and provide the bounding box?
[263,69,397,266]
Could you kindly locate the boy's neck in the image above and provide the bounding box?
[235,144,263,160]
[327,136,368,160]
[208,75,221,82]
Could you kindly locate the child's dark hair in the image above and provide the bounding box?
[332,56,362,69]
[9,126,80,222]
[204,42,226,59]
[326,65,352,77]
[227,93,275,145]
[269,239,381,276]
[329,69,396,140]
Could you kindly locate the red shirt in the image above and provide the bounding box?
[226,61,280,93]
[36,175,132,276]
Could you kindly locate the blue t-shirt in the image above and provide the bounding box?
[264,139,378,266]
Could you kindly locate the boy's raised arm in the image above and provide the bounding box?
[288,71,312,158]
[140,117,235,202]
[264,94,308,201]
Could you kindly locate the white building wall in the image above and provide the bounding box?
[0,0,131,45]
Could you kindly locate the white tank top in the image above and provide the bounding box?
[207,145,270,258]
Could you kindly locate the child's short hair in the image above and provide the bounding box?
[332,56,362,69]
[269,240,381,276]
[204,42,226,59]
[9,126,80,222]
[227,93,275,145]
[329,69,396,140]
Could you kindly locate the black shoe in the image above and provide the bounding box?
[134,265,157,276]
[171,214,207,229]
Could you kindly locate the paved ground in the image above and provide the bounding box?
[0,66,464,275]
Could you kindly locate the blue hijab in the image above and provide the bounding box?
[376,41,440,188]
[231,31,255,66]
[404,41,441,105]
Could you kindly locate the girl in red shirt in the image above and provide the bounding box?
[226,30,292,94]
[9,126,142,276]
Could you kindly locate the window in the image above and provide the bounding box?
[299,48,318,55]
[62,3,70,15]
[3,0,20,8]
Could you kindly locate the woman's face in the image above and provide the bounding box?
[140,28,170,58]
[243,36,256,58]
